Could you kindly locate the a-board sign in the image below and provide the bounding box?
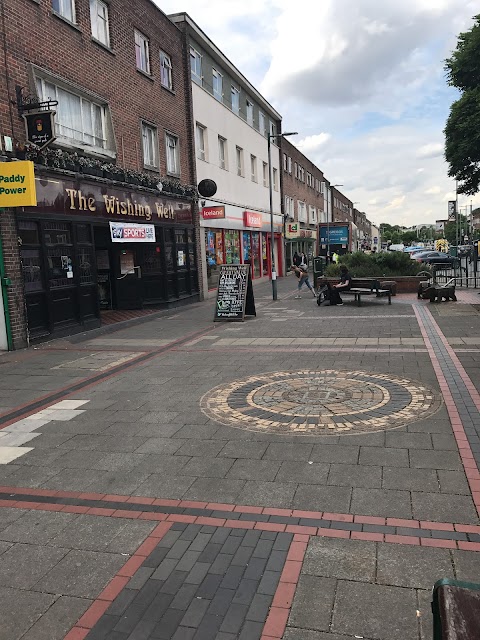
[214,264,256,322]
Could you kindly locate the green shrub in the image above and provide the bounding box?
[324,251,430,278]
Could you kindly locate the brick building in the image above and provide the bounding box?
[0,0,200,348]
[281,138,326,269]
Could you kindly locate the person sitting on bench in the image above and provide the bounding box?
[329,265,352,306]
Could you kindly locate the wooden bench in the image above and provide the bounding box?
[432,578,480,639]
[341,279,392,306]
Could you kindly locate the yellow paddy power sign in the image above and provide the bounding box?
[0,161,37,207]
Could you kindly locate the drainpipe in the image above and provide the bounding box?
[0,230,13,350]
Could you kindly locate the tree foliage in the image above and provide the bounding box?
[325,251,427,278]
[445,15,480,195]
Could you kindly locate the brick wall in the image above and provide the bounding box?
[280,138,325,225]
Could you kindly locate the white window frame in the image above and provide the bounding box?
[212,68,223,101]
[236,146,244,177]
[294,163,298,179]
[52,0,76,23]
[160,51,173,90]
[36,76,108,151]
[231,85,240,115]
[273,167,278,191]
[288,157,292,174]
[90,0,109,46]
[285,196,294,219]
[298,200,307,223]
[190,47,202,84]
[259,111,266,136]
[142,122,158,169]
[218,136,227,170]
[165,132,179,176]
[269,121,276,138]
[309,205,317,224]
[246,100,254,126]
[196,123,207,161]
[135,30,150,75]
[263,162,268,187]
[250,155,257,182]
[283,153,287,172]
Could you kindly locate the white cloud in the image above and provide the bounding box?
[416,143,444,159]
[425,186,442,194]
[296,133,330,153]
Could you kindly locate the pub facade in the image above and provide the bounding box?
[17,170,198,341]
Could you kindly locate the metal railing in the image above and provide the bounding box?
[430,257,480,288]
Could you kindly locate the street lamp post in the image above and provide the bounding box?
[267,131,297,300]
[326,183,343,261]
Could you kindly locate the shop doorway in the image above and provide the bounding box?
[114,247,143,309]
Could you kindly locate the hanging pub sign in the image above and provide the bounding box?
[447,201,456,222]
[214,264,256,322]
[23,110,56,149]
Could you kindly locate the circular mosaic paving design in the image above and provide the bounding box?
[200,370,442,435]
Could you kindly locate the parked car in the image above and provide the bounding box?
[416,251,459,265]
[410,250,437,260]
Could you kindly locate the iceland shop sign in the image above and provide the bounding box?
[320,225,349,244]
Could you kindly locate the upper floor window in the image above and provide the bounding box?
[165,133,179,176]
[236,146,244,176]
[142,122,158,169]
[196,123,206,161]
[135,30,150,75]
[52,0,75,23]
[298,201,307,222]
[273,168,278,191]
[90,0,109,47]
[283,153,287,171]
[246,100,254,126]
[269,121,276,138]
[190,47,202,84]
[160,52,173,90]
[250,155,257,182]
[231,86,240,115]
[36,77,107,150]
[263,162,268,187]
[288,157,292,173]
[212,69,223,101]
[218,136,227,170]
[259,111,266,136]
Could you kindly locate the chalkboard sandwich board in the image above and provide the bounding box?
[214,264,256,322]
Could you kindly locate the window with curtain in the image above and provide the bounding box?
[160,52,173,89]
[142,123,158,168]
[36,78,106,149]
[166,133,179,175]
[52,0,75,22]
[90,0,109,47]
[135,30,150,74]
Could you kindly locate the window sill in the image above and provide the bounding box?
[143,165,160,173]
[137,68,154,82]
[51,11,82,33]
[91,37,115,55]
[54,138,116,160]
[161,84,176,96]
[166,171,180,179]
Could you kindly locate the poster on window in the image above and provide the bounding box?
[109,222,155,243]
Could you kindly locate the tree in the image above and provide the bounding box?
[445,16,480,195]
[401,231,418,245]
[443,214,468,244]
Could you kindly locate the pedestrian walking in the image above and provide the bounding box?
[292,263,316,298]
[332,251,339,264]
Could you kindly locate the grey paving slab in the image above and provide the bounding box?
[181,456,235,478]
[310,445,360,465]
[134,438,187,455]
[437,469,471,495]
[263,443,314,461]
[411,491,479,523]
[182,477,245,503]
[288,575,336,632]
[293,484,352,512]
[376,544,453,589]
[350,488,413,519]
[303,537,376,582]
[332,580,418,640]
[227,459,281,481]
[21,595,90,640]
[409,449,463,470]
[0,510,75,544]
[236,481,298,509]
[328,463,382,488]
[276,461,330,485]
[35,549,126,598]
[133,474,196,499]
[452,549,480,583]
[218,441,269,459]
[385,432,432,449]
[382,467,439,492]
[0,586,56,640]
[359,446,410,467]
[284,631,350,640]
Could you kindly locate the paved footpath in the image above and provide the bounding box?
[1,279,480,639]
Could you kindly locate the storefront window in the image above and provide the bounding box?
[252,232,261,278]
[187,229,196,270]
[44,222,72,246]
[46,246,74,288]
[20,249,43,292]
[242,231,251,264]
[262,234,268,275]
[77,246,95,285]
[175,229,187,271]
[143,246,163,274]
[224,230,240,265]
[206,229,223,289]
[164,228,174,271]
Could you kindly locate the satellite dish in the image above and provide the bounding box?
[198,179,217,198]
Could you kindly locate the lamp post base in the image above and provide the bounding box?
[271,271,277,300]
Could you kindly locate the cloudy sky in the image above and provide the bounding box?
[159,0,479,227]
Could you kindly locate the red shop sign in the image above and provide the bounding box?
[243,211,262,228]
[202,205,225,219]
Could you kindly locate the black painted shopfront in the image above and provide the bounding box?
[18,174,198,341]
